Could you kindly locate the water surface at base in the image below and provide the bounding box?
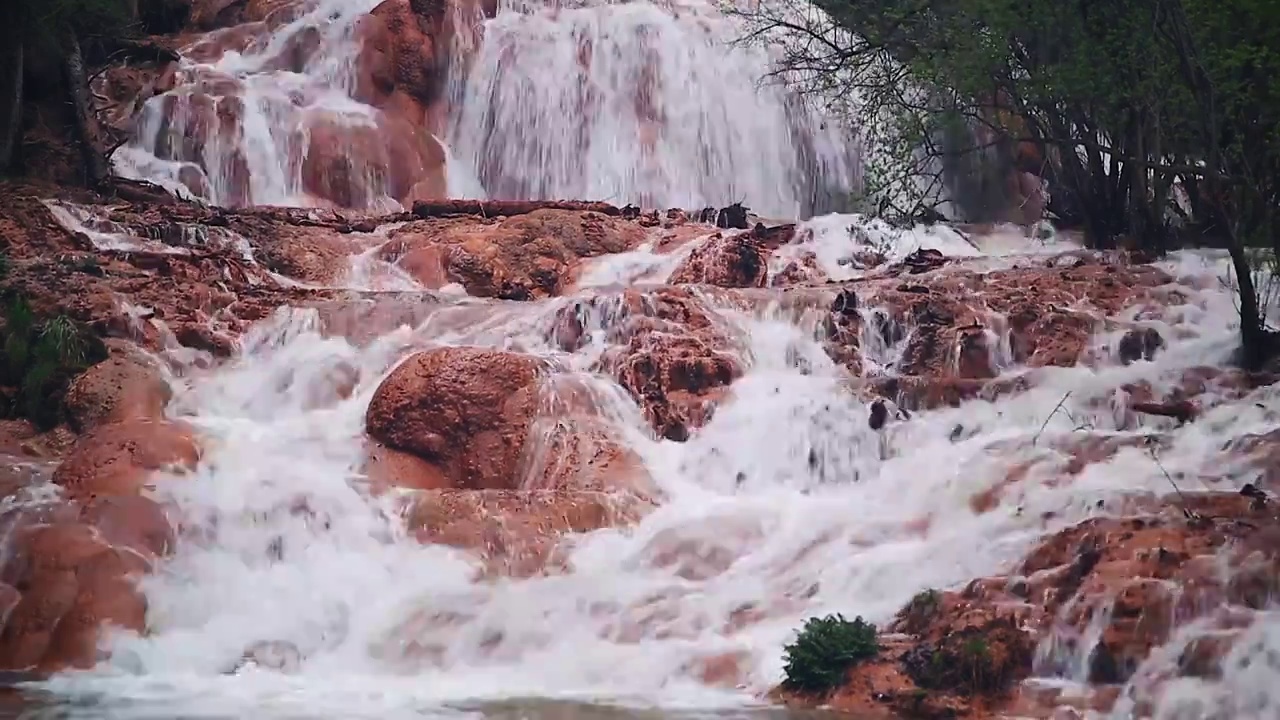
[13,692,847,720]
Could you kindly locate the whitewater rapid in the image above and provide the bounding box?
[51,0,1280,716]
[112,0,858,217]
[20,210,1280,720]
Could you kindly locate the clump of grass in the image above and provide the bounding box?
[902,619,1033,696]
[897,588,942,634]
[781,613,880,694]
[0,292,104,429]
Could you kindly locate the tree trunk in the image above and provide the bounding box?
[59,31,111,187]
[0,34,22,173]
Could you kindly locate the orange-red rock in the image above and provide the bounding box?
[62,353,172,433]
[52,419,201,500]
[401,488,652,577]
[362,439,451,492]
[365,347,544,490]
[777,492,1279,717]
[379,209,649,299]
[669,224,797,289]
[300,115,447,208]
[558,287,741,440]
[0,511,159,673]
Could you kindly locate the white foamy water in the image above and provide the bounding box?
[448,0,857,217]
[56,0,1280,716]
[115,0,393,209]
[112,0,861,216]
[19,213,1280,720]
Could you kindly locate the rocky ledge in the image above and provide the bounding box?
[0,181,1276,717]
[773,492,1278,718]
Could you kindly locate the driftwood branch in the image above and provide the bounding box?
[412,199,623,219]
[1129,399,1198,424]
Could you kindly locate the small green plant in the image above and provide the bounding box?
[960,636,991,691]
[903,620,1032,697]
[897,588,942,634]
[0,293,104,429]
[781,613,880,694]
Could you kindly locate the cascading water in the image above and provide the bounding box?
[446,0,857,217]
[18,206,1280,719]
[112,0,859,216]
[114,0,396,208]
[26,0,1280,717]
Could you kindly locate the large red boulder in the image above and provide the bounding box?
[300,115,447,209]
[365,347,545,490]
[0,491,176,673]
[62,351,172,433]
[354,0,450,114]
[52,419,202,501]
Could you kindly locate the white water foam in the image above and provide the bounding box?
[111,0,860,218]
[20,215,1279,719]
[447,0,856,217]
[115,0,389,208]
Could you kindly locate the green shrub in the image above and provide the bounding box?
[781,613,880,694]
[902,619,1034,696]
[0,293,103,429]
[897,588,942,634]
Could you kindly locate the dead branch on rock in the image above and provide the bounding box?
[1032,391,1073,445]
[411,199,622,219]
[1145,444,1199,520]
[1130,399,1198,425]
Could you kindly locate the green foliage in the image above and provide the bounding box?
[0,291,103,429]
[896,588,942,634]
[740,0,1280,364]
[902,621,1032,696]
[781,613,880,694]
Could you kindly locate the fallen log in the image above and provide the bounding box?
[411,199,622,218]
[1130,399,1197,424]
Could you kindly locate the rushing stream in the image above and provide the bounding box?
[9,200,1278,719]
[9,0,1280,718]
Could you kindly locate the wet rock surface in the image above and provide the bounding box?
[378,208,651,298]
[2,127,1279,716]
[777,493,1280,718]
[365,347,545,490]
[552,287,741,440]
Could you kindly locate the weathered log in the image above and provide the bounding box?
[411,199,622,218]
[1129,399,1197,424]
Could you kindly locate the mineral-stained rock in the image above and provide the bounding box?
[365,347,545,490]
[62,352,172,433]
[0,492,176,674]
[775,492,1280,717]
[668,223,797,289]
[400,488,652,577]
[669,231,769,288]
[379,209,648,299]
[554,287,741,440]
[51,419,201,500]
